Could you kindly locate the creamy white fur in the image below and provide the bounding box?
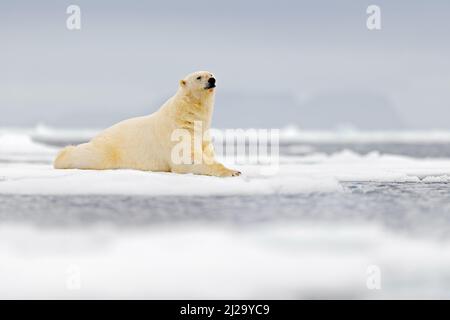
[54,71,241,177]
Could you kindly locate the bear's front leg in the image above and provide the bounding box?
[171,162,241,177]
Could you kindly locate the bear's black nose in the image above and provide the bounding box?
[208,77,216,85]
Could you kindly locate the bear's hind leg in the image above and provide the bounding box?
[54,142,114,170]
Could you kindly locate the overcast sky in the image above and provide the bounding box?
[1,0,450,129]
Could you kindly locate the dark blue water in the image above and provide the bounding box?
[1,182,450,240]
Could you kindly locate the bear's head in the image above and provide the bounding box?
[179,71,216,98]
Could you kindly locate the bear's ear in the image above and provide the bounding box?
[180,80,186,87]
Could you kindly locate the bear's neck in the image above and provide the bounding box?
[172,89,215,131]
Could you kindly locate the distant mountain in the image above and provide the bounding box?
[213,91,404,130]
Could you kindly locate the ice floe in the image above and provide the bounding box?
[2,130,450,196]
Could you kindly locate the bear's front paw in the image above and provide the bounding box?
[231,170,242,177]
[220,169,241,177]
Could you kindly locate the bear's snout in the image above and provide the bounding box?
[205,77,216,89]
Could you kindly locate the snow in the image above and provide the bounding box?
[0,164,343,195]
[0,132,57,154]
[291,150,450,183]
[1,222,450,299]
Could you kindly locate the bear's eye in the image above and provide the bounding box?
[196,76,202,80]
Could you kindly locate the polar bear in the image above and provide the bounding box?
[54,71,241,177]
